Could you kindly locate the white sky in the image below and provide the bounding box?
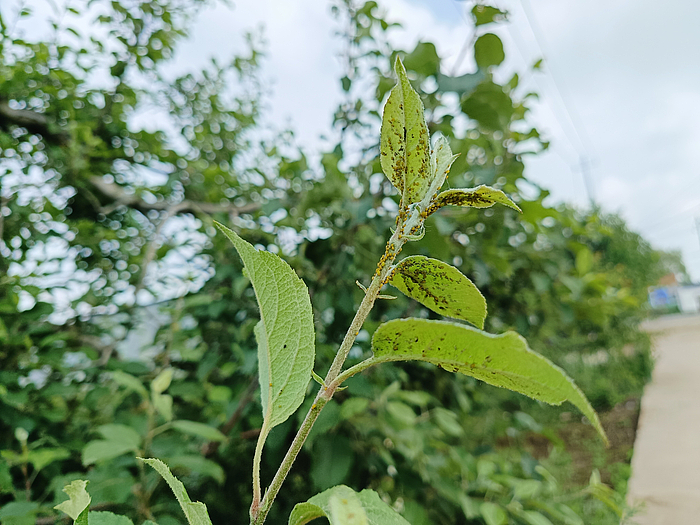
[179,0,700,280]
[6,0,699,281]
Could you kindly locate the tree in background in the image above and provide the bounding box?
[0,0,678,523]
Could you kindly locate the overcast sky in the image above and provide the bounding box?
[173,0,700,280]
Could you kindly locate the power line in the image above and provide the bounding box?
[518,0,596,156]
[642,202,700,232]
[503,14,580,163]
[517,0,597,204]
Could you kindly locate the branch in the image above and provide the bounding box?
[0,101,70,145]
[88,176,260,217]
[0,101,261,218]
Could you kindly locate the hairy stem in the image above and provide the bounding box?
[250,226,408,525]
[250,425,268,520]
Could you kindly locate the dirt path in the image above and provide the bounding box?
[627,314,700,524]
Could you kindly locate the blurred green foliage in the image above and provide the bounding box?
[0,0,683,524]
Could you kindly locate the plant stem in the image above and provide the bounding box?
[250,425,267,520]
[250,228,407,525]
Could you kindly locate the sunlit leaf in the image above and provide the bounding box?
[371,319,608,444]
[389,256,486,328]
[480,502,507,525]
[140,458,212,525]
[288,485,410,525]
[54,480,91,525]
[380,57,430,204]
[151,368,173,394]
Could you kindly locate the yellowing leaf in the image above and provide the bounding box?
[431,185,521,213]
[380,57,430,204]
[371,319,608,444]
[389,256,486,328]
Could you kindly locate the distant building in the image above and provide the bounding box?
[648,273,700,314]
[677,285,700,313]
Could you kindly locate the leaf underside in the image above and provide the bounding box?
[389,256,486,328]
[371,318,607,444]
[288,485,411,525]
[215,222,315,438]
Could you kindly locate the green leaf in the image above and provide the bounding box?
[96,424,142,449]
[474,33,505,69]
[310,435,353,490]
[426,135,459,201]
[288,485,410,525]
[0,502,39,525]
[54,480,91,524]
[340,398,370,420]
[460,81,514,130]
[389,256,486,328]
[170,420,227,442]
[480,502,507,525]
[167,455,226,484]
[403,42,440,77]
[431,185,521,213]
[82,440,137,466]
[380,56,430,204]
[88,511,134,525]
[471,5,507,26]
[111,371,148,399]
[385,401,416,426]
[152,393,173,421]
[517,510,554,525]
[371,319,608,444]
[26,447,70,471]
[214,222,315,442]
[151,368,173,394]
[432,407,464,437]
[436,70,486,97]
[140,458,212,525]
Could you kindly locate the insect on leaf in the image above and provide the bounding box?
[214,222,315,442]
[431,185,521,214]
[371,319,608,445]
[380,57,430,204]
[389,256,486,328]
[288,485,410,525]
